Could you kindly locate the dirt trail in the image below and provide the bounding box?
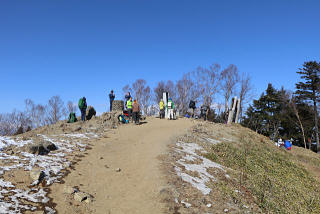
[50,117,194,214]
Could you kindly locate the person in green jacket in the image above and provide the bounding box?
[126,97,133,122]
[166,98,175,120]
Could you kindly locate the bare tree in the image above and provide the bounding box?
[153,80,177,103]
[141,86,152,115]
[47,96,66,124]
[239,73,254,118]
[192,64,222,107]
[165,80,177,102]
[67,101,77,114]
[131,79,152,115]
[176,72,200,114]
[290,97,307,149]
[25,99,48,128]
[221,64,240,113]
[154,81,166,102]
[132,79,146,102]
[0,110,31,136]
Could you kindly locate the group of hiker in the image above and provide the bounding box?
[124,92,141,125]
[276,138,292,150]
[159,98,175,120]
[74,89,179,124]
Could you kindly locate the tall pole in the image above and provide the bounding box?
[235,98,241,124]
[227,96,237,124]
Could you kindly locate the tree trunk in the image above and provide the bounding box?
[313,99,319,152]
[296,114,307,149]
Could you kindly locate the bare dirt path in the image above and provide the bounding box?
[50,117,194,214]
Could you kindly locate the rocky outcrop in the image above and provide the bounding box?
[86,106,96,120]
[30,169,45,183]
[112,100,124,111]
[27,141,57,155]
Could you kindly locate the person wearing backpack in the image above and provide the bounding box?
[159,99,165,119]
[78,97,87,121]
[126,97,133,122]
[167,98,175,120]
[108,90,115,111]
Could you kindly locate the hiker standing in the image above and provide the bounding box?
[167,98,175,120]
[125,92,131,109]
[189,100,196,118]
[200,105,208,121]
[159,99,165,119]
[109,90,115,111]
[132,99,140,125]
[126,97,133,122]
[78,97,87,121]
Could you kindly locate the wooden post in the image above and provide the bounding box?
[235,98,241,123]
[227,97,237,124]
[163,92,169,119]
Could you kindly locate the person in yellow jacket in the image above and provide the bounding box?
[159,99,165,119]
[126,97,133,122]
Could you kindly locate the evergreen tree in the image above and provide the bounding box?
[242,83,282,139]
[295,61,320,152]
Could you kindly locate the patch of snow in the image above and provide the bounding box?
[0,136,32,149]
[0,132,98,213]
[45,206,56,214]
[0,179,14,187]
[174,141,228,195]
[204,138,221,145]
[174,198,179,203]
[181,200,192,208]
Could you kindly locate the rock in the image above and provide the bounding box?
[63,185,78,194]
[28,141,57,155]
[28,144,49,155]
[181,200,191,208]
[63,162,70,168]
[115,168,121,172]
[42,141,57,151]
[86,106,97,120]
[112,100,124,112]
[74,192,92,203]
[30,169,45,182]
[3,145,17,155]
[206,204,212,208]
[73,126,82,132]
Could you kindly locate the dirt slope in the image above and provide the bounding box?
[50,117,194,214]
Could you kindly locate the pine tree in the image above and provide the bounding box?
[242,83,282,139]
[295,61,320,152]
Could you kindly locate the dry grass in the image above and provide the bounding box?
[204,124,320,214]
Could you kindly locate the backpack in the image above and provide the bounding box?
[189,100,195,109]
[78,98,85,109]
[118,115,129,124]
[68,112,77,123]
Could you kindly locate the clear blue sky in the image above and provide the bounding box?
[1,0,319,114]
